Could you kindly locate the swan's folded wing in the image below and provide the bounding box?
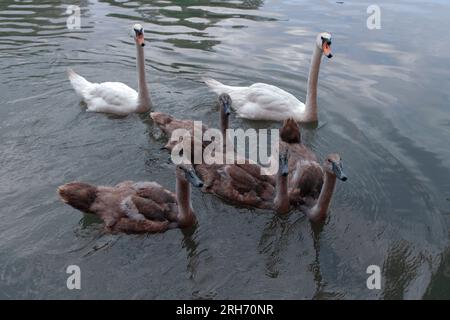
[236,162,276,185]
[151,112,205,136]
[223,164,258,193]
[289,161,323,199]
[85,82,138,112]
[233,83,305,120]
[151,112,211,152]
[131,195,172,221]
[223,164,274,200]
[247,83,304,112]
[120,195,146,221]
[133,182,176,204]
[113,217,170,234]
[212,176,272,209]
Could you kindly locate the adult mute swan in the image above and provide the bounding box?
[67,24,152,115]
[203,32,333,122]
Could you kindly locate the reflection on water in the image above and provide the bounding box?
[100,0,272,52]
[0,0,449,299]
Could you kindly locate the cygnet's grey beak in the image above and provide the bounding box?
[184,168,204,188]
[332,161,347,181]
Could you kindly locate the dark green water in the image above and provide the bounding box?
[0,0,449,299]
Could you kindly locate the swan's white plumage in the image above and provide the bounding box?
[68,68,140,116]
[203,78,306,121]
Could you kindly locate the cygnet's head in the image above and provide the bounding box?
[323,153,347,181]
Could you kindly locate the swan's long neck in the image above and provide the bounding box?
[136,44,151,112]
[220,109,229,139]
[308,171,336,222]
[304,45,322,122]
[274,173,289,214]
[176,176,195,228]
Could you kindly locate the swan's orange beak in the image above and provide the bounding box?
[136,32,145,47]
[322,41,332,59]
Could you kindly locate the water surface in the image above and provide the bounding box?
[0,0,449,299]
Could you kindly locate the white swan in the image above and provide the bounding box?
[203,32,333,122]
[67,24,152,115]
